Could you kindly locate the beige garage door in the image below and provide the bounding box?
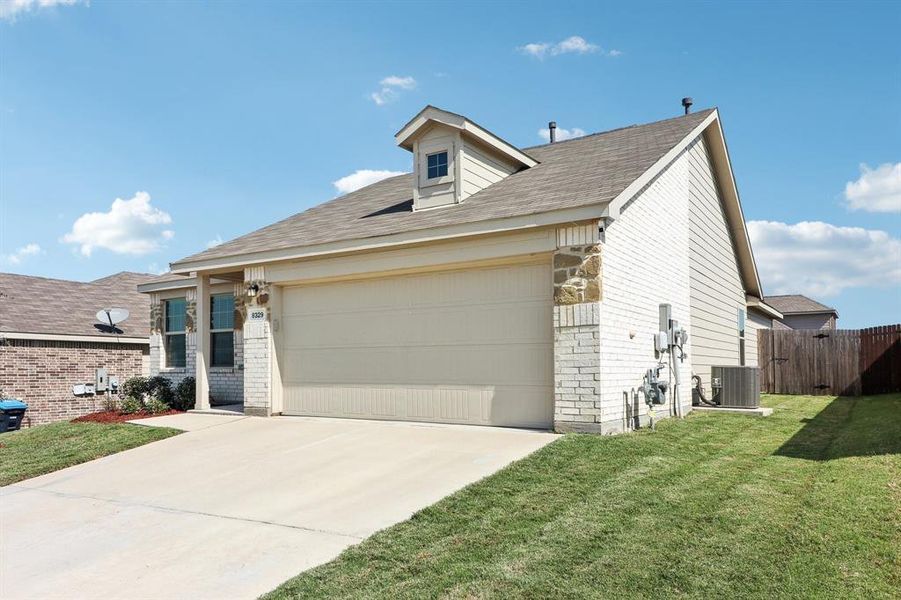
[280,261,553,428]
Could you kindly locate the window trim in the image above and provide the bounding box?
[163,298,187,369]
[417,139,455,188]
[210,293,235,368]
[426,150,449,180]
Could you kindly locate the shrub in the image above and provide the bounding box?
[100,396,119,413]
[120,376,149,402]
[145,397,170,415]
[147,376,174,407]
[119,396,143,414]
[172,377,196,412]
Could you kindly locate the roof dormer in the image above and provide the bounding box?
[395,106,538,211]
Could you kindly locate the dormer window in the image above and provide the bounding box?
[427,151,448,179]
[395,106,538,211]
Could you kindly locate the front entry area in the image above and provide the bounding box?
[279,261,554,428]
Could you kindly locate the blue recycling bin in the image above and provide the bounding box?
[0,399,28,433]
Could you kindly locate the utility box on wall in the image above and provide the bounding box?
[711,366,760,408]
[72,383,96,396]
[96,368,108,393]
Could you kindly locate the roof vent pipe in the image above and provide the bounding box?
[548,121,557,143]
[681,97,693,115]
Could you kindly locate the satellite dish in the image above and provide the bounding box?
[96,308,130,326]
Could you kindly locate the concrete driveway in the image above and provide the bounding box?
[0,414,556,599]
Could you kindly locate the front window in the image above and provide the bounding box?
[427,151,448,179]
[164,298,187,368]
[210,294,235,367]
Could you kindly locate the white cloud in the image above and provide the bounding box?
[206,235,223,248]
[1,242,42,265]
[333,169,405,195]
[62,191,174,257]
[370,75,417,106]
[844,162,901,213]
[379,75,416,90]
[146,262,168,276]
[748,220,901,298]
[0,0,83,21]
[519,42,551,58]
[556,35,598,54]
[518,36,618,59]
[538,126,587,143]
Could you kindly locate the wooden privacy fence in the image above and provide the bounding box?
[758,325,901,396]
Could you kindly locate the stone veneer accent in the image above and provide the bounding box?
[552,225,604,434]
[553,244,602,305]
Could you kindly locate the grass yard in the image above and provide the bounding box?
[266,394,900,599]
[0,421,181,486]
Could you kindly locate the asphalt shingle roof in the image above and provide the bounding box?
[0,271,153,338]
[764,294,837,315]
[173,109,715,268]
[140,272,193,286]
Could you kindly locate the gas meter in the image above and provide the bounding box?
[641,367,668,406]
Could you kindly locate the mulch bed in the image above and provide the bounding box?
[73,410,182,424]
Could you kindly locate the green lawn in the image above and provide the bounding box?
[0,421,180,486]
[266,394,900,599]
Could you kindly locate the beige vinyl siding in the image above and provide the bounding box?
[415,126,457,210]
[687,137,746,391]
[460,139,517,200]
[780,313,836,330]
[745,310,772,368]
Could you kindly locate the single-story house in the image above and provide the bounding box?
[0,271,153,424]
[764,294,838,330]
[139,105,781,433]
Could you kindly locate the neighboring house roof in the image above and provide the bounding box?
[764,294,838,317]
[0,271,153,342]
[173,109,713,265]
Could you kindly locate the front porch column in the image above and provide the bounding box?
[242,267,273,417]
[194,273,211,410]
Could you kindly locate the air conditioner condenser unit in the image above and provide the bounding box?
[711,366,760,409]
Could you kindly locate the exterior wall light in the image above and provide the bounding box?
[246,283,259,298]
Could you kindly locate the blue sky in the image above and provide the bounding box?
[1,0,899,327]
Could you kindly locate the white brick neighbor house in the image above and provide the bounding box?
[138,106,781,433]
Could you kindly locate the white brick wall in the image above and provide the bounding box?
[242,319,270,415]
[148,331,196,389]
[553,304,601,432]
[597,144,694,431]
